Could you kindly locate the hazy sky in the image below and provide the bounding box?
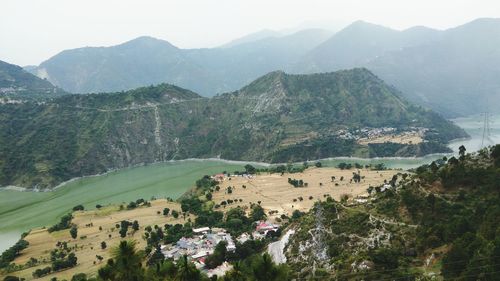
[1,0,499,66]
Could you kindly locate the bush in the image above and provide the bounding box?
[70,226,78,239]
[32,266,51,278]
[0,239,29,268]
[48,214,73,232]
[72,205,84,211]
[71,273,87,281]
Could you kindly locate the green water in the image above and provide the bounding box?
[1,114,498,252]
[0,160,249,252]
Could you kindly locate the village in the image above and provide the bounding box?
[158,168,399,277]
[3,165,399,280]
[335,126,428,145]
[160,221,280,277]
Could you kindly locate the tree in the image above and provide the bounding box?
[72,205,84,211]
[205,241,227,269]
[491,144,500,167]
[147,245,165,266]
[459,145,466,160]
[163,208,170,216]
[71,273,87,281]
[175,255,201,281]
[250,205,266,221]
[99,240,144,281]
[206,192,212,201]
[132,220,139,231]
[244,164,256,174]
[315,162,322,168]
[70,226,78,239]
[251,253,289,281]
[3,276,20,281]
[172,210,179,219]
[223,261,246,281]
[101,241,107,250]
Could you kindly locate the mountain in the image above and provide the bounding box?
[26,19,500,117]
[0,69,465,189]
[184,28,332,92]
[294,20,442,72]
[367,18,500,116]
[0,60,65,100]
[29,29,331,96]
[31,36,220,95]
[299,18,500,117]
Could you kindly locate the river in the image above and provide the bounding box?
[0,114,498,253]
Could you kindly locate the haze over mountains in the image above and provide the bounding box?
[30,29,332,96]
[25,18,500,117]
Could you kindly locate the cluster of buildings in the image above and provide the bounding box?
[337,127,428,143]
[211,173,254,182]
[161,226,236,276]
[161,221,280,276]
[162,227,236,261]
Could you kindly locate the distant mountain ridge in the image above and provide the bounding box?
[298,18,500,116]
[30,29,331,95]
[0,69,465,188]
[28,18,500,117]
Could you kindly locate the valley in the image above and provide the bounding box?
[0,113,497,254]
[0,69,466,190]
[1,166,398,280]
[2,9,500,280]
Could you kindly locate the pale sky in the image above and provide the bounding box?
[1,0,499,66]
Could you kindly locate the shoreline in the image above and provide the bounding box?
[0,153,455,193]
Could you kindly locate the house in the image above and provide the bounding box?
[162,227,236,264]
[254,221,280,238]
[193,227,210,234]
[256,221,279,233]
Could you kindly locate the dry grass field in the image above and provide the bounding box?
[3,200,187,281]
[212,167,399,218]
[2,167,398,280]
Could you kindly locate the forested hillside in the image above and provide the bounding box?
[0,60,65,101]
[0,69,466,188]
[286,145,500,280]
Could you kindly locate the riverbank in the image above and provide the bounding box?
[1,113,498,253]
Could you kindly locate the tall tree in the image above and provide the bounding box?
[175,255,201,281]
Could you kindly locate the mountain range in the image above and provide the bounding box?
[25,18,500,117]
[0,68,465,189]
[29,29,332,96]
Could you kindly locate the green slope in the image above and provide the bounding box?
[286,145,500,279]
[0,60,65,100]
[0,69,466,188]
